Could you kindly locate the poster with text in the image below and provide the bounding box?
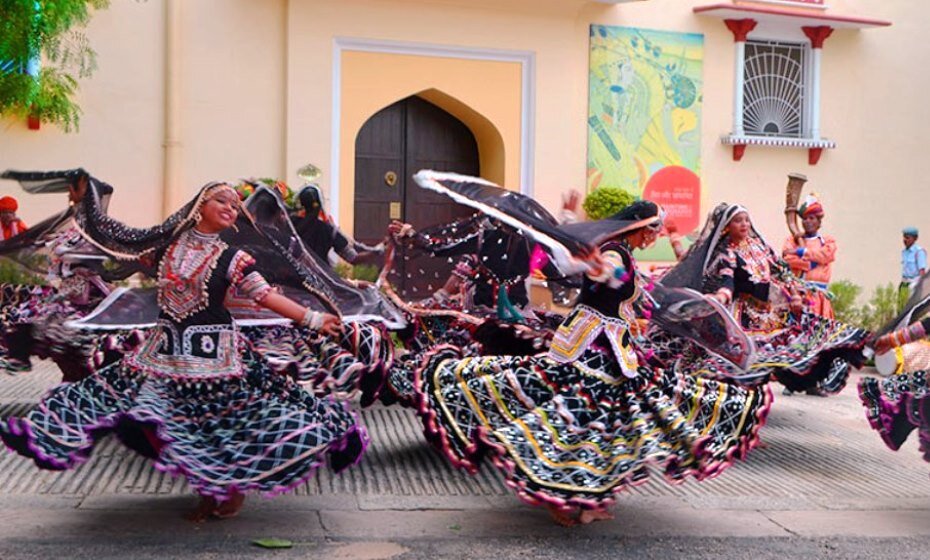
[587,25,704,262]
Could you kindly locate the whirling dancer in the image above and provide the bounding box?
[0,170,116,380]
[227,183,398,403]
[63,177,401,404]
[859,273,930,464]
[294,184,383,264]
[388,213,534,312]
[289,165,383,265]
[404,172,770,526]
[657,202,867,396]
[1,179,368,521]
[378,180,568,408]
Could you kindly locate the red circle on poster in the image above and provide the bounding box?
[643,166,701,234]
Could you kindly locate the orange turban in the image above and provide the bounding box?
[0,196,18,212]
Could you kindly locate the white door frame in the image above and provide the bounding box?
[330,36,536,224]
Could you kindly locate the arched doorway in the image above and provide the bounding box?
[354,95,478,296]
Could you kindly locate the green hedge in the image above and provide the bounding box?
[829,280,899,332]
[582,187,636,221]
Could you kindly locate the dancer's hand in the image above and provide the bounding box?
[871,334,893,355]
[561,189,580,213]
[388,220,414,239]
[584,246,606,276]
[319,313,344,337]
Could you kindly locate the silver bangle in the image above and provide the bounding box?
[299,308,315,328]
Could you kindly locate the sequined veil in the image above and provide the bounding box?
[51,176,406,330]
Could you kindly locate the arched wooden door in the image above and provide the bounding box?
[354,96,478,296]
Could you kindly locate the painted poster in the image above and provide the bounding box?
[587,25,704,261]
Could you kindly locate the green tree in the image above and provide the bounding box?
[0,0,109,131]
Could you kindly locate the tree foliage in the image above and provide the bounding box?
[0,0,109,131]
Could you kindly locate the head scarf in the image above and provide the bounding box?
[558,200,664,248]
[660,203,771,290]
[298,184,326,220]
[903,226,919,237]
[32,173,406,327]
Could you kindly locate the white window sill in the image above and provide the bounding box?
[722,134,835,164]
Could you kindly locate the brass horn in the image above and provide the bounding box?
[784,172,808,243]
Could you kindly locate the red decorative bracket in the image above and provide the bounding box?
[724,19,758,42]
[27,115,40,130]
[808,147,824,165]
[732,144,747,161]
[802,26,834,49]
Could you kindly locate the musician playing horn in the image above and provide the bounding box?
[782,192,837,318]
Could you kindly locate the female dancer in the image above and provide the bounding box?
[1,181,367,520]
[0,169,114,379]
[859,275,930,464]
[657,203,867,395]
[860,318,930,464]
[378,216,563,409]
[411,201,771,525]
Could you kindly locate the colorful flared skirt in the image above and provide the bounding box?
[859,370,930,464]
[382,316,556,409]
[1,344,368,500]
[647,310,867,394]
[0,283,100,381]
[411,344,771,512]
[242,321,394,404]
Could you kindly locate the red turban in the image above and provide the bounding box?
[0,196,18,212]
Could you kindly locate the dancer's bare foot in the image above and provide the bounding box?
[578,509,614,525]
[547,505,579,527]
[212,491,245,519]
[186,496,217,522]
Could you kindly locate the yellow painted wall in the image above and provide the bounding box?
[337,51,520,232]
[0,0,927,296]
[0,0,287,227]
[285,0,599,225]
[177,0,287,195]
[594,0,922,292]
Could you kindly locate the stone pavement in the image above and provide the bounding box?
[1,362,929,558]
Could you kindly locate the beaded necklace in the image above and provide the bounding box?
[730,236,771,284]
[158,229,227,322]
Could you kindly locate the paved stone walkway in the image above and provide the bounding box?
[1,361,929,556]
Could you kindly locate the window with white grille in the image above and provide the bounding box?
[742,39,809,139]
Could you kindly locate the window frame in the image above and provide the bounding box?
[740,37,812,140]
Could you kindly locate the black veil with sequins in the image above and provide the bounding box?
[0,169,143,282]
[408,171,756,369]
[231,185,405,327]
[2,170,405,329]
